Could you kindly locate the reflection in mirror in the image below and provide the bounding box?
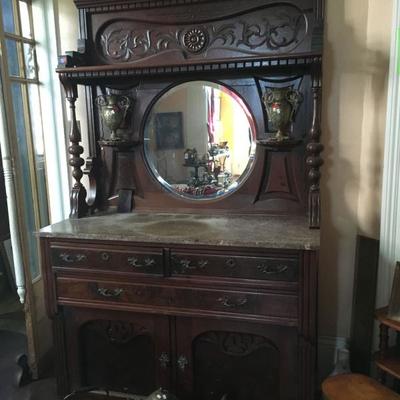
[144,81,256,200]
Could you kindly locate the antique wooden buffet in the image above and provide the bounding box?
[39,0,324,399]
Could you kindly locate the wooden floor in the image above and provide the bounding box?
[0,328,58,400]
[0,284,58,400]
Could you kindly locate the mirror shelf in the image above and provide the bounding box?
[57,53,322,82]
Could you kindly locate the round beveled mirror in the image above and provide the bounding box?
[144,81,256,200]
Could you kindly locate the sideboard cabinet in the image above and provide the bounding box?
[40,0,324,399]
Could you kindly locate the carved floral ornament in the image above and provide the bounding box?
[182,27,209,53]
[98,6,307,63]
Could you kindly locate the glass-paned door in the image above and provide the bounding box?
[0,0,49,279]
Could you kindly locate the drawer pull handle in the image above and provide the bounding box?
[177,355,189,372]
[159,352,170,369]
[128,257,156,268]
[217,296,248,309]
[97,288,124,298]
[59,253,87,263]
[257,264,288,275]
[179,258,208,272]
[225,259,236,269]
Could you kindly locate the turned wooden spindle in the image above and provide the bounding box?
[62,78,88,218]
[306,63,324,228]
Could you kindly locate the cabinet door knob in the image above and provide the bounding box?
[177,355,189,372]
[97,287,124,298]
[257,264,288,275]
[159,352,170,369]
[217,296,248,309]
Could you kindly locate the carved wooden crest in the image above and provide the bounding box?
[96,4,308,64]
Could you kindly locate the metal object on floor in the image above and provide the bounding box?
[63,387,178,400]
[64,387,110,399]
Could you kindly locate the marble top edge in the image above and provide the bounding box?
[38,212,320,250]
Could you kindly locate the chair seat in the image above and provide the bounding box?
[322,374,400,400]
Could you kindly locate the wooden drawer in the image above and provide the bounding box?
[56,277,298,321]
[50,243,164,276]
[170,250,299,282]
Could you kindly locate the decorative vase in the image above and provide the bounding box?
[95,94,132,143]
[262,86,303,141]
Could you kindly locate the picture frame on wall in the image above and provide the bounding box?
[388,262,400,320]
[155,112,184,150]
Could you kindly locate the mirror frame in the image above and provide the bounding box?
[142,79,258,203]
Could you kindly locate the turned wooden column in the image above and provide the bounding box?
[61,76,88,218]
[306,61,324,228]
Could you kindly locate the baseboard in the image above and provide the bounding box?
[318,336,348,383]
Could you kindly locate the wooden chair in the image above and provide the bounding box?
[322,374,400,400]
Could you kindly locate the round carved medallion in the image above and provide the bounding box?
[182,28,208,53]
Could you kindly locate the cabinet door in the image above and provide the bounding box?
[62,307,171,396]
[175,317,299,400]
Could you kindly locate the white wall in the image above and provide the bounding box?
[319,0,393,377]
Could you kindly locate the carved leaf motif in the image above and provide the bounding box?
[101,30,152,60]
[238,13,303,50]
[197,331,277,357]
[209,24,236,46]
[155,31,180,51]
[96,320,147,344]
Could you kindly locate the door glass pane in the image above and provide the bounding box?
[28,83,49,227]
[5,39,21,77]
[18,0,32,39]
[23,43,36,79]
[11,82,39,278]
[1,0,16,34]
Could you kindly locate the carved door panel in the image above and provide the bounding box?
[63,307,171,396]
[175,317,299,400]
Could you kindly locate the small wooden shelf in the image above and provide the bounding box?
[374,347,400,380]
[376,307,400,331]
[257,138,303,152]
[56,52,323,82]
[375,307,400,383]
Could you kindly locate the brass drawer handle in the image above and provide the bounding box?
[159,352,170,369]
[59,253,87,263]
[128,257,156,268]
[177,355,189,372]
[257,264,289,275]
[97,287,124,298]
[217,296,248,309]
[179,258,208,272]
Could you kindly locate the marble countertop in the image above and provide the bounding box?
[39,213,320,250]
